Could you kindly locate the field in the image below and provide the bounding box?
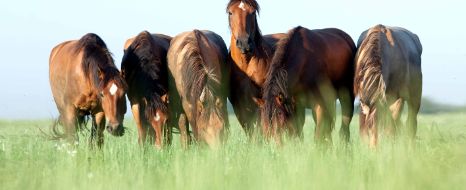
[1,112,465,190]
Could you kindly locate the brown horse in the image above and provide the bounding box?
[121,31,171,148]
[167,30,229,148]
[226,0,285,138]
[259,26,356,145]
[49,33,127,148]
[354,24,422,147]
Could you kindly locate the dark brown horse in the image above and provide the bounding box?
[121,31,171,148]
[259,26,356,145]
[226,0,285,138]
[354,24,422,147]
[167,30,229,148]
[49,33,127,148]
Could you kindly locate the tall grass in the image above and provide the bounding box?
[0,113,465,190]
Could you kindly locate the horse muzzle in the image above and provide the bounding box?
[236,38,254,55]
[107,123,125,136]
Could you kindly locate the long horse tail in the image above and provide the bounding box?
[263,26,303,122]
[48,114,89,140]
[354,25,387,113]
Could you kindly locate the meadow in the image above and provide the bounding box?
[1,112,465,190]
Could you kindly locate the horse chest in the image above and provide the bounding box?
[236,58,267,86]
[75,93,99,112]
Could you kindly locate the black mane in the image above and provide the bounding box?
[262,26,303,123]
[121,31,168,118]
[181,30,224,123]
[75,33,125,92]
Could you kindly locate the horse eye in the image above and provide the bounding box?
[228,12,232,16]
[99,92,104,98]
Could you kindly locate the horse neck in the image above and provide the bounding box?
[229,35,273,86]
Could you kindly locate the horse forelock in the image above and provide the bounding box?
[226,0,260,14]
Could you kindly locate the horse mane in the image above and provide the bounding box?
[262,26,303,122]
[181,30,223,123]
[75,33,126,93]
[354,25,387,109]
[121,31,168,119]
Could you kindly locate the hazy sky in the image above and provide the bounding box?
[0,0,465,119]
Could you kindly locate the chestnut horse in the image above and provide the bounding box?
[226,0,285,138]
[167,30,229,148]
[260,26,356,145]
[121,31,171,148]
[354,24,422,147]
[49,33,127,148]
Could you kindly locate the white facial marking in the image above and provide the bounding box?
[239,1,246,11]
[109,83,118,95]
[154,113,160,121]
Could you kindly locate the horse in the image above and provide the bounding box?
[259,26,356,145]
[354,24,422,147]
[226,0,285,138]
[121,31,171,149]
[49,33,127,148]
[167,30,229,148]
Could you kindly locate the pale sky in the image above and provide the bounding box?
[0,0,465,119]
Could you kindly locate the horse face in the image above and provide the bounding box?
[100,81,127,136]
[148,94,169,140]
[228,1,257,55]
[264,94,296,136]
[196,96,226,148]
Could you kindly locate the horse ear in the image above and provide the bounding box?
[275,94,284,105]
[161,94,169,103]
[98,68,104,80]
[252,97,264,107]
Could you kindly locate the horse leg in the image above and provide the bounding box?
[93,112,106,149]
[178,113,190,149]
[338,88,354,143]
[62,107,78,144]
[294,105,305,140]
[359,111,369,144]
[407,97,421,140]
[388,98,404,137]
[131,104,147,145]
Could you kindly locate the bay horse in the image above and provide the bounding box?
[354,24,422,147]
[121,31,171,148]
[259,26,356,145]
[226,0,285,138]
[167,30,229,148]
[49,33,127,148]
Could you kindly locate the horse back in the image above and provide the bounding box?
[49,40,88,110]
[284,27,355,86]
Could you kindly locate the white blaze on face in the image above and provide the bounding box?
[238,1,246,11]
[109,83,118,95]
[154,112,160,121]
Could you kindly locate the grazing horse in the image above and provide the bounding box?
[167,30,229,148]
[49,33,127,148]
[226,0,285,138]
[354,24,422,147]
[121,31,171,148]
[260,26,356,145]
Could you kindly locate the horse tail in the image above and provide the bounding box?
[47,114,89,141]
[263,26,303,122]
[354,25,387,112]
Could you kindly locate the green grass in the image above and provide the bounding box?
[1,113,465,190]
